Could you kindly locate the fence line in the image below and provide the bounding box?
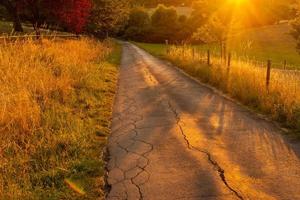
[169,45,300,72]
[0,34,80,40]
[166,45,300,90]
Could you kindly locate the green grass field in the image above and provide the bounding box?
[137,23,300,69]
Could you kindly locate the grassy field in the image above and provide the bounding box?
[136,23,300,70]
[136,30,300,135]
[0,38,120,199]
[207,23,300,69]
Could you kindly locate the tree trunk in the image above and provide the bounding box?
[28,2,42,39]
[0,0,23,32]
[33,22,41,39]
[12,11,23,32]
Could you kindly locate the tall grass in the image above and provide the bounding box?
[0,37,119,199]
[166,45,300,132]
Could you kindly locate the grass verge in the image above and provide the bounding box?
[135,42,300,137]
[0,38,121,199]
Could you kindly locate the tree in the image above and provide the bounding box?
[0,0,23,32]
[127,7,150,27]
[87,0,130,37]
[188,0,218,32]
[192,14,233,59]
[122,4,194,43]
[25,0,92,34]
[149,4,180,42]
[0,0,92,35]
[52,0,92,33]
[291,4,300,52]
[124,7,150,41]
[151,4,177,27]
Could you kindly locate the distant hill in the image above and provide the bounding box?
[228,23,299,66]
[192,23,299,68]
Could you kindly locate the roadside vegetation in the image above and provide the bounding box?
[193,23,300,69]
[134,23,300,69]
[132,0,300,135]
[0,38,120,199]
[136,42,300,135]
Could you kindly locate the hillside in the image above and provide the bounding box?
[229,23,299,67]
[193,23,300,69]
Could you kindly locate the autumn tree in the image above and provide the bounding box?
[51,0,92,33]
[0,0,92,34]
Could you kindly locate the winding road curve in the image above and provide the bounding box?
[106,43,300,200]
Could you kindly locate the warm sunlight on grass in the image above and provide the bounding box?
[0,37,120,199]
[167,45,300,131]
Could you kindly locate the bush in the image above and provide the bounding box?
[123,4,194,43]
[128,7,150,27]
[124,7,151,41]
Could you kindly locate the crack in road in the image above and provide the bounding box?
[107,43,246,200]
[134,45,245,200]
[106,42,300,200]
[106,87,155,199]
[167,100,244,200]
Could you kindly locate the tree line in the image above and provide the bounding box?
[1,0,300,51]
[0,0,129,37]
[123,0,298,44]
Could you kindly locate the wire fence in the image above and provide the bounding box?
[166,45,300,91]
[169,45,300,72]
[0,34,81,41]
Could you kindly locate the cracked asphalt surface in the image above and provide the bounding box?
[106,43,300,200]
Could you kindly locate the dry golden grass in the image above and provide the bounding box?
[166,45,300,132]
[0,37,120,199]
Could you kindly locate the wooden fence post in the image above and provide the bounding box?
[266,60,271,91]
[207,50,210,66]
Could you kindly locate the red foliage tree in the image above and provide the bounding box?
[17,0,92,34]
[52,0,92,33]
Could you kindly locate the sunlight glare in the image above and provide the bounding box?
[229,0,245,5]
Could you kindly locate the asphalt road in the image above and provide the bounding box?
[106,43,300,200]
